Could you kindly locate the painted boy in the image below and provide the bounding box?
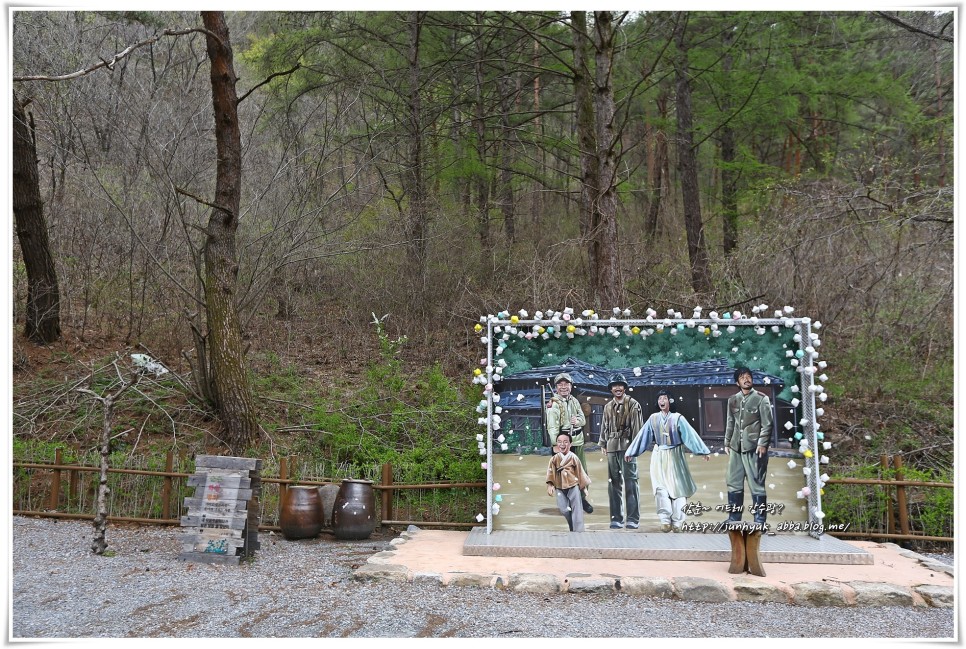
[546,432,592,532]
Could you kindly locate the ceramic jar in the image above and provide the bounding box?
[279,485,323,540]
[332,479,377,540]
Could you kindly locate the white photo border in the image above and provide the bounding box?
[474,308,828,537]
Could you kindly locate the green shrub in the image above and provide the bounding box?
[290,318,481,520]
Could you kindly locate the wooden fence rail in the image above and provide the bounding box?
[823,454,953,543]
[13,451,951,542]
[13,451,486,531]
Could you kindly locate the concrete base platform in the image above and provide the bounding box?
[464,528,874,565]
[357,528,954,607]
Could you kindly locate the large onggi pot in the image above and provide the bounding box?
[279,485,323,540]
[332,479,377,540]
[318,483,341,528]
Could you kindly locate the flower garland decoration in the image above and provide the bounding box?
[471,305,830,535]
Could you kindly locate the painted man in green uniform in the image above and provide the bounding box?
[546,372,592,514]
[599,373,643,529]
[724,367,773,525]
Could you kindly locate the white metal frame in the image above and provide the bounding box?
[481,315,826,537]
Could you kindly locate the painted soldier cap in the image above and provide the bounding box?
[608,373,629,389]
[554,372,574,385]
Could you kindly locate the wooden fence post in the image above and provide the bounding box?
[162,450,174,520]
[881,454,895,535]
[68,447,79,504]
[48,448,62,510]
[893,454,911,536]
[278,456,289,522]
[381,462,394,522]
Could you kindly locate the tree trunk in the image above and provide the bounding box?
[529,38,544,225]
[403,11,428,273]
[473,17,491,262]
[645,89,669,241]
[82,368,136,556]
[201,11,259,452]
[720,122,739,256]
[592,11,623,309]
[91,395,115,555]
[13,90,61,344]
[498,74,516,243]
[720,27,739,256]
[673,13,713,296]
[571,11,601,282]
[932,41,946,187]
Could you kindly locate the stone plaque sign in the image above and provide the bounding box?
[178,455,262,565]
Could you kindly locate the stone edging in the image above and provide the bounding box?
[352,528,953,608]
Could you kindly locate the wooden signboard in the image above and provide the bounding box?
[178,455,262,566]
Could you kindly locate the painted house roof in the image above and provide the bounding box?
[498,357,784,409]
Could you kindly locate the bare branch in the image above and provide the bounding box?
[237,63,302,105]
[14,28,210,82]
[874,11,954,42]
[175,186,235,218]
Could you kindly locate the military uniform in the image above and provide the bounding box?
[724,389,773,523]
[546,372,593,515]
[547,394,587,463]
[599,385,643,528]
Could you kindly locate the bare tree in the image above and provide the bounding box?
[672,12,713,296]
[13,90,61,344]
[591,11,624,308]
[402,11,428,277]
[571,11,601,279]
[76,359,140,555]
[198,11,259,451]
[569,11,625,308]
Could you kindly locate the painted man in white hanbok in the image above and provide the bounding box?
[625,390,711,532]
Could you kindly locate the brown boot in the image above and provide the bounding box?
[745,530,766,577]
[728,528,748,574]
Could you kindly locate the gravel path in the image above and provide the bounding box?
[10,516,955,639]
